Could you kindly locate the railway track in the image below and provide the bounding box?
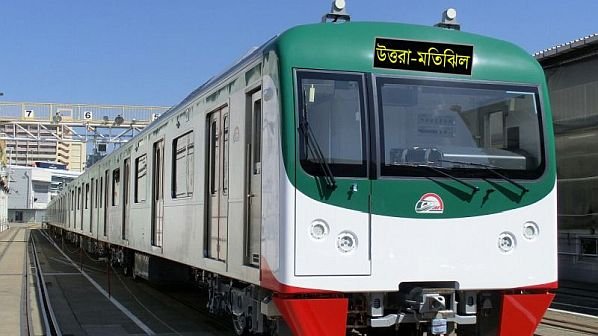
[535,308,598,335]
[551,283,598,316]
[29,233,62,335]
[25,226,598,336]
[31,228,231,335]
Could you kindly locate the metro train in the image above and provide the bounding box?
[46,3,557,336]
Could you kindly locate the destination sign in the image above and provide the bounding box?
[374,38,473,75]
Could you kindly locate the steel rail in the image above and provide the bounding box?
[30,233,62,336]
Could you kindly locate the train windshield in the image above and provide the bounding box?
[297,71,368,178]
[377,77,544,179]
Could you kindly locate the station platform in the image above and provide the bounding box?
[0,223,40,335]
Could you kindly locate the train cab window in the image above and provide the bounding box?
[296,71,368,177]
[376,77,545,179]
[172,132,194,198]
[135,154,147,203]
[112,168,120,206]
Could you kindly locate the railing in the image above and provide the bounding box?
[0,101,170,125]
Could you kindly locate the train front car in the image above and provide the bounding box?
[263,13,556,336]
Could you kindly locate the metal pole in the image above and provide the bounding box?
[107,252,111,298]
[79,239,83,271]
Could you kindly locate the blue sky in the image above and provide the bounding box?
[0,1,595,107]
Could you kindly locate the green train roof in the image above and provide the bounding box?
[274,21,545,84]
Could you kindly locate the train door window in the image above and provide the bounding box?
[103,170,109,236]
[95,178,98,208]
[245,89,262,266]
[71,190,75,227]
[90,178,94,233]
[135,154,147,203]
[100,176,103,208]
[172,132,194,198]
[152,139,165,247]
[85,183,90,209]
[123,158,130,240]
[209,120,218,194]
[112,169,120,206]
[252,100,261,174]
[223,116,229,194]
[69,191,73,227]
[80,185,84,230]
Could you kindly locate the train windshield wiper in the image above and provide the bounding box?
[299,90,337,189]
[438,159,529,193]
[391,163,479,194]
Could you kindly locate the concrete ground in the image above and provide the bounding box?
[0,223,42,335]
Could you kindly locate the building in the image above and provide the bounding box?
[0,140,8,232]
[1,124,86,171]
[0,101,170,172]
[7,165,80,223]
[535,34,598,283]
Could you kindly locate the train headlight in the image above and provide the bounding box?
[309,220,329,241]
[337,231,357,253]
[334,0,346,10]
[445,8,457,20]
[498,232,516,253]
[523,221,539,241]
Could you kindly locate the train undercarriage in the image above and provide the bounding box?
[46,225,553,336]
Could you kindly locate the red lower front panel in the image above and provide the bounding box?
[498,292,555,336]
[273,296,348,336]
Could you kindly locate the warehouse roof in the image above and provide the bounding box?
[534,33,598,62]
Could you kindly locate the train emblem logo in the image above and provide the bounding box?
[415,193,444,214]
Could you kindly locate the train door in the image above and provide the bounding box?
[151,139,164,247]
[294,71,372,276]
[206,106,229,262]
[122,157,130,240]
[246,90,261,266]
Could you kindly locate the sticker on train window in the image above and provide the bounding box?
[374,38,473,75]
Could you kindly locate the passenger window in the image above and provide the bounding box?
[135,154,147,203]
[172,132,194,198]
[112,169,120,206]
